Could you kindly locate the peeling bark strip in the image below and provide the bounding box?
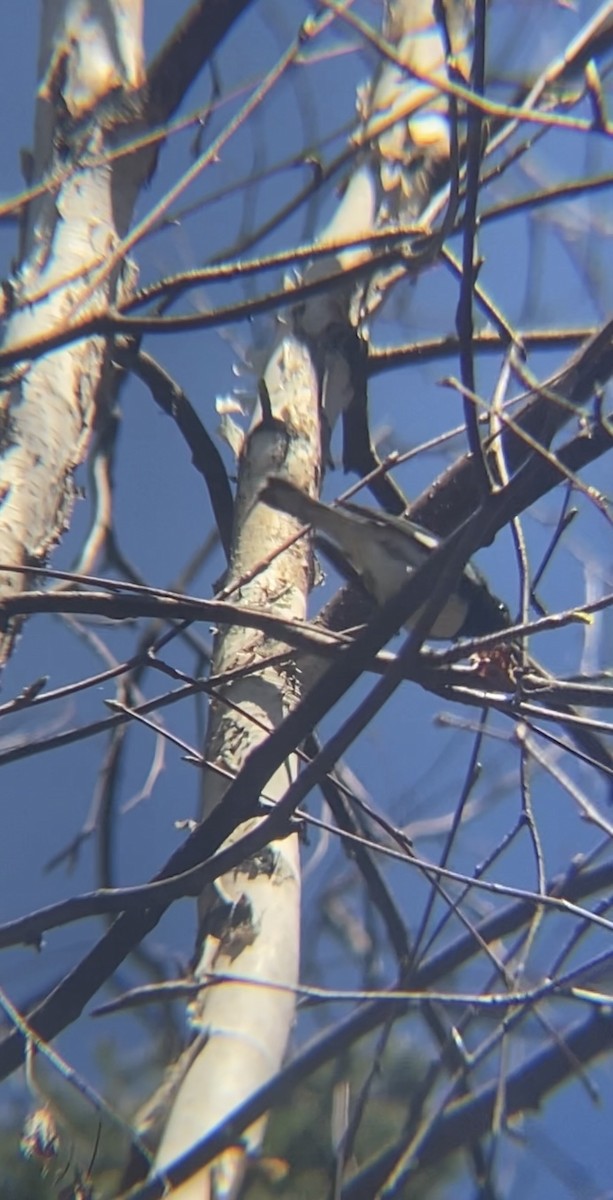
[0,0,145,664]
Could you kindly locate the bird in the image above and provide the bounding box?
[259,476,510,641]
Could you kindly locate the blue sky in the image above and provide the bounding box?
[1,3,613,1197]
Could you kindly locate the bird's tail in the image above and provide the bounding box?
[259,477,335,534]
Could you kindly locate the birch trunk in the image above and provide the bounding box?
[154,338,321,1199]
[0,0,145,663]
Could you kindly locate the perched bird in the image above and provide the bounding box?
[260,476,510,641]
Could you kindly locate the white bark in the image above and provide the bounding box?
[308,0,474,430]
[154,336,321,1198]
[0,0,145,662]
